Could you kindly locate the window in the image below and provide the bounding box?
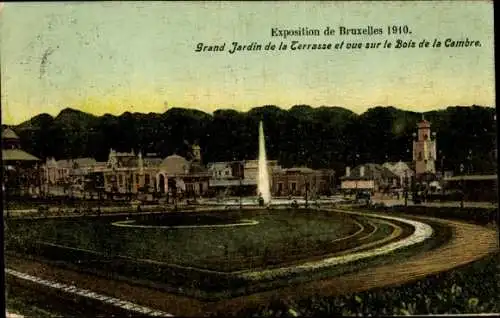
[136,174,139,183]
[225,171,229,176]
[278,183,283,192]
[145,174,150,185]
[418,152,422,160]
[291,183,297,191]
[118,175,123,186]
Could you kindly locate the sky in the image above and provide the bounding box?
[0,1,495,125]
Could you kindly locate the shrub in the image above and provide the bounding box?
[218,252,500,316]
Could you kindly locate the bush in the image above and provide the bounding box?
[217,252,500,316]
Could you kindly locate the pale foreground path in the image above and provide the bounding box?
[5,212,499,316]
[6,269,173,317]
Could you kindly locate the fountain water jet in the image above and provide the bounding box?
[258,121,271,204]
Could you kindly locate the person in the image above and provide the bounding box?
[258,192,264,207]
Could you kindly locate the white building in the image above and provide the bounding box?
[44,157,98,185]
[206,159,280,189]
[340,163,399,193]
[382,161,414,187]
[102,146,210,197]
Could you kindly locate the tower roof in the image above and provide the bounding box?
[2,128,20,140]
[417,119,431,128]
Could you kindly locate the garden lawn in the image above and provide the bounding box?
[6,209,360,272]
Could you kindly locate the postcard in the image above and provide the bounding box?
[2,1,497,317]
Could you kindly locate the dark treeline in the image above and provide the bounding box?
[11,105,497,175]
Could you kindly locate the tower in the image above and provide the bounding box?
[412,117,437,177]
[138,151,144,175]
[192,144,201,163]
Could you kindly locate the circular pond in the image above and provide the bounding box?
[112,211,260,229]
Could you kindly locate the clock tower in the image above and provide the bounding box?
[412,117,437,177]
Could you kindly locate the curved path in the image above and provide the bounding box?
[5,210,499,317]
[111,218,260,229]
[210,211,498,314]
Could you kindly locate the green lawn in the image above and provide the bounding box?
[5,210,360,272]
[5,209,441,300]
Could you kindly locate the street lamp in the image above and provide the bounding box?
[404,170,409,207]
[439,151,445,177]
[304,177,309,208]
[440,152,446,196]
[460,163,465,208]
[467,149,473,175]
[354,153,360,196]
[239,161,244,210]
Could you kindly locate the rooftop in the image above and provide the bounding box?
[342,163,398,180]
[444,174,497,181]
[283,167,315,173]
[1,128,20,140]
[2,149,40,161]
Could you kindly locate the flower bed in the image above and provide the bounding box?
[215,251,500,317]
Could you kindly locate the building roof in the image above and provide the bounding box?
[143,157,163,167]
[417,119,431,128]
[189,162,208,174]
[342,163,398,180]
[2,128,20,140]
[160,154,189,175]
[56,158,97,169]
[2,149,40,161]
[444,174,497,181]
[382,161,414,175]
[283,167,315,174]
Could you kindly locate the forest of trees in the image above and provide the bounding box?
[9,104,497,176]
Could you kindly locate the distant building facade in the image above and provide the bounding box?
[341,163,399,193]
[271,167,335,197]
[443,174,497,202]
[45,157,99,186]
[101,145,211,199]
[207,159,281,191]
[2,127,41,196]
[382,161,414,187]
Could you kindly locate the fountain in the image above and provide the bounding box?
[197,120,346,207]
[258,121,271,204]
